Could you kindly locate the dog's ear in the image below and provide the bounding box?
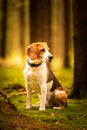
[25,44,38,60]
[43,42,50,50]
[25,46,30,56]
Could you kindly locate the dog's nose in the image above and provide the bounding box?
[48,55,53,61]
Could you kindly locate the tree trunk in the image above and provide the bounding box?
[63,0,71,67]
[69,0,87,98]
[19,0,25,51]
[19,0,30,54]
[30,0,51,46]
[1,0,7,58]
[53,0,72,67]
[24,0,30,48]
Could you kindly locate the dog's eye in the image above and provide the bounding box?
[40,48,45,52]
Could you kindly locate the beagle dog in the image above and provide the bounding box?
[24,42,67,111]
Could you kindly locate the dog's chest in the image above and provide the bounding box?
[24,63,47,93]
[30,64,46,81]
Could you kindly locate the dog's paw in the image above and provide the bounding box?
[39,107,45,111]
[53,106,64,110]
[26,105,31,110]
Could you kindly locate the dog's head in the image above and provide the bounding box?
[26,42,53,63]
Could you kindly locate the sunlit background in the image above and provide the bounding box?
[0,0,73,70]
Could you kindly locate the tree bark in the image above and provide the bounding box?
[69,0,87,98]
[19,0,25,51]
[30,0,51,47]
[1,0,7,58]
[63,0,71,67]
[19,0,30,54]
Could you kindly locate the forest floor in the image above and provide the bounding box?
[0,66,87,130]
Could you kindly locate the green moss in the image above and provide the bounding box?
[0,66,87,130]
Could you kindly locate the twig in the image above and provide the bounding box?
[13,91,36,96]
[0,90,17,110]
[14,91,26,96]
[0,90,9,99]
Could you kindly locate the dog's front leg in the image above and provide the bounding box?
[39,83,47,111]
[26,82,32,109]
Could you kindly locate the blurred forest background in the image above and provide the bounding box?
[0,0,73,68]
[0,0,87,98]
[0,1,87,129]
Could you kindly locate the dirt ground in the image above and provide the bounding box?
[0,101,60,130]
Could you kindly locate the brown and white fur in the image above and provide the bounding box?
[24,42,67,111]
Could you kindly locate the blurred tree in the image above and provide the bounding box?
[19,0,25,51]
[6,0,20,56]
[63,0,71,67]
[0,0,7,58]
[30,0,51,47]
[51,0,72,68]
[69,0,87,98]
[58,0,72,67]
[51,0,61,62]
[0,0,30,58]
[19,0,30,53]
[23,0,30,48]
[0,0,2,56]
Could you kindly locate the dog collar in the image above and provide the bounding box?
[27,59,42,67]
